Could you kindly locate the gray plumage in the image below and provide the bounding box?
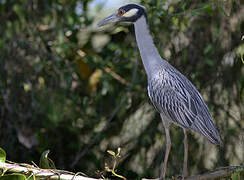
[97,4,222,179]
[134,11,222,145]
[147,66,222,145]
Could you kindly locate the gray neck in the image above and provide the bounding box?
[134,15,166,78]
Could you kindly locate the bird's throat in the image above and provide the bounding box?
[134,15,164,78]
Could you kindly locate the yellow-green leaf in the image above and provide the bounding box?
[0,148,6,163]
[107,150,115,157]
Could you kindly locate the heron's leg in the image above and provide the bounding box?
[160,116,171,180]
[183,129,188,177]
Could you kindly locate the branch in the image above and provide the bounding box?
[1,161,243,180]
[142,165,244,180]
[0,162,101,180]
[104,67,131,86]
[185,166,244,180]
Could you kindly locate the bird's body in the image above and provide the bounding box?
[134,14,222,145]
[98,4,222,179]
[147,63,221,144]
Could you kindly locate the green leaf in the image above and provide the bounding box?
[0,147,6,163]
[205,58,215,66]
[204,44,214,55]
[231,172,241,180]
[191,10,201,15]
[181,2,187,10]
[204,5,213,16]
[39,150,56,169]
[0,174,26,180]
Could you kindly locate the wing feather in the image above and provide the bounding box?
[148,67,222,145]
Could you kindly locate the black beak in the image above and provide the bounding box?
[97,13,120,27]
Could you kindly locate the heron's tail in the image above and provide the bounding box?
[191,118,223,146]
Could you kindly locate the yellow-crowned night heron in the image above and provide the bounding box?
[98,4,222,180]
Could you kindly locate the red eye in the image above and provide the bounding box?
[118,9,125,16]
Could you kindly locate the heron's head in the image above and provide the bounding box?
[97,4,146,27]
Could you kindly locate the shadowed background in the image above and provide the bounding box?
[0,0,243,179]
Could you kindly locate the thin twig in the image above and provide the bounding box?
[104,67,131,86]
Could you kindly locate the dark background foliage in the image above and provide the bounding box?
[0,0,243,179]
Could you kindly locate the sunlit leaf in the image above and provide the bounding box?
[107,150,115,157]
[117,147,121,155]
[23,83,31,92]
[0,147,6,163]
[89,69,102,94]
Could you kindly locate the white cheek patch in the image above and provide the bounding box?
[123,8,138,17]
